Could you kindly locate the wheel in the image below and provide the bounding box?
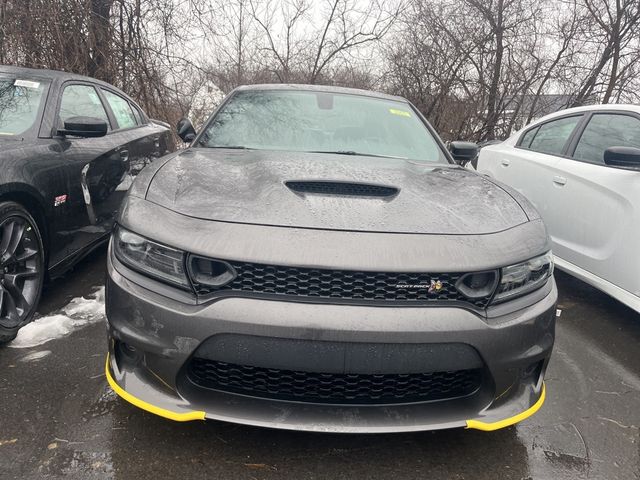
[0,202,45,345]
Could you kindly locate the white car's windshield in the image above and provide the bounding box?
[0,76,48,137]
[198,90,447,164]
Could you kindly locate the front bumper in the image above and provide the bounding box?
[105,247,556,433]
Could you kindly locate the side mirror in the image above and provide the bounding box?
[177,117,196,143]
[448,141,479,166]
[604,146,640,169]
[59,116,108,138]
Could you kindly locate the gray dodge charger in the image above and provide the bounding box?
[105,84,556,432]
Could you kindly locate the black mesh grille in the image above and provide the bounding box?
[187,358,483,404]
[189,258,495,308]
[286,181,398,197]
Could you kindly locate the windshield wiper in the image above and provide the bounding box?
[310,150,358,155]
[208,145,253,150]
[308,150,407,160]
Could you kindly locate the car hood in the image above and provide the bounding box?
[0,137,29,153]
[145,149,529,234]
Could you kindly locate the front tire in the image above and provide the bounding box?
[0,202,45,345]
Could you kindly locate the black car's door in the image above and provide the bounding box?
[54,82,142,262]
[98,88,162,188]
[52,82,123,263]
[52,81,169,268]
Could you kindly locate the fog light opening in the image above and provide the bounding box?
[188,256,237,289]
[455,271,499,299]
[522,360,544,384]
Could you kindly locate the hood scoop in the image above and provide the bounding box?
[285,181,399,198]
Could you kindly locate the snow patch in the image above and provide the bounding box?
[18,350,52,362]
[10,287,105,349]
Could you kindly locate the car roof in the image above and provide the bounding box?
[496,103,640,147]
[0,65,135,101]
[234,83,408,103]
[534,103,640,124]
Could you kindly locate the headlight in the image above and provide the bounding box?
[113,226,190,289]
[492,251,554,303]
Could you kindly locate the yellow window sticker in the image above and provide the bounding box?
[389,108,411,117]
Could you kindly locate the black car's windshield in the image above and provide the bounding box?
[199,90,446,163]
[0,76,48,137]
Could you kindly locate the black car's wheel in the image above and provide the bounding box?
[0,202,45,345]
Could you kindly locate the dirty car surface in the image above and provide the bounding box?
[105,84,556,433]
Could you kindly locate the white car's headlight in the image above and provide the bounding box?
[113,226,190,289]
[492,251,554,303]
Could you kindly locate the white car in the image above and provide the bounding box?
[477,105,640,313]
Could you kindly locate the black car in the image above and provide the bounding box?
[0,66,174,343]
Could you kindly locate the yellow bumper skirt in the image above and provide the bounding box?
[465,383,546,431]
[106,353,545,429]
[105,354,205,422]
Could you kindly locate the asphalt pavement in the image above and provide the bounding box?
[0,248,638,480]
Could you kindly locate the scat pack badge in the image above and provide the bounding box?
[395,279,443,294]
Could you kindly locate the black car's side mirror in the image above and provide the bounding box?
[448,141,479,166]
[177,117,196,143]
[604,146,640,169]
[59,116,108,138]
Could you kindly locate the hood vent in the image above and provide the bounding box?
[285,181,398,198]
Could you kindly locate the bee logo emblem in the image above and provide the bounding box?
[428,279,443,293]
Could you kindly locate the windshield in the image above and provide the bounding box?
[199,90,446,163]
[0,77,48,137]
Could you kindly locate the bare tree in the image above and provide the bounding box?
[386,0,548,140]
[88,0,115,82]
[570,0,640,105]
[3,0,640,139]
[249,0,310,82]
[306,0,400,84]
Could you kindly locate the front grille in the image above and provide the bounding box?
[285,181,398,197]
[187,358,483,404]
[188,258,496,308]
